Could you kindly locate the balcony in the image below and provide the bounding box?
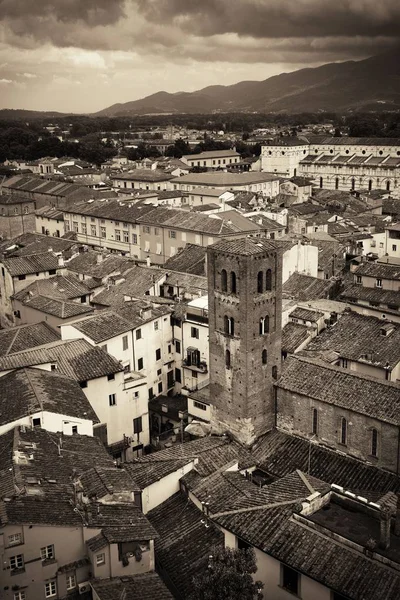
[182,358,208,374]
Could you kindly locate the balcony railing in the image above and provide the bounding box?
[182,359,208,373]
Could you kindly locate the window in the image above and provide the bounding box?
[133,416,142,434]
[45,582,57,598]
[224,316,235,336]
[376,278,382,288]
[81,223,87,234]
[122,335,128,351]
[259,315,269,335]
[257,271,263,293]
[138,358,144,370]
[175,340,181,354]
[66,574,76,590]
[136,329,142,340]
[123,231,129,243]
[132,233,138,244]
[156,348,161,361]
[341,358,348,368]
[14,593,25,600]
[18,274,26,281]
[392,245,397,252]
[262,349,267,365]
[109,394,117,406]
[154,320,159,330]
[8,533,22,546]
[225,349,231,369]
[41,545,54,561]
[148,387,154,399]
[191,327,199,339]
[282,564,299,595]
[96,553,105,566]
[194,400,207,411]
[32,417,41,427]
[48,269,56,275]
[107,373,115,381]
[72,425,78,434]
[10,554,24,570]
[265,269,272,291]
[371,428,378,457]
[143,226,150,233]
[115,229,121,241]
[272,365,278,379]
[221,269,227,292]
[73,221,79,232]
[340,417,347,445]
[356,275,362,284]
[175,367,182,383]
[230,271,237,293]
[100,226,106,238]
[169,230,176,239]
[312,408,318,435]
[158,381,163,394]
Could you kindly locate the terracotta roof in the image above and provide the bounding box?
[0,322,60,356]
[282,323,312,354]
[171,172,279,186]
[91,266,167,307]
[91,573,174,600]
[13,274,92,301]
[354,262,400,280]
[66,252,136,279]
[340,283,400,308]
[283,272,336,300]
[163,244,206,276]
[289,307,324,322]
[124,458,193,489]
[209,237,278,256]
[184,149,240,160]
[16,295,94,319]
[277,356,400,425]
[3,252,60,276]
[0,338,124,381]
[112,170,174,182]
[0,367,99,427]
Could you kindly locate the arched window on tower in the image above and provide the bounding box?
[386,181,391,192]
[259,315,270,335]
[262,349,267,364]
[224,316,235,336]
[257,271,263,294]
[312,408,318,435]
[340,417,347,445]
[371,428,378,457]
[368,179,372,191]
[351,178,355,190]
[265,269,272,291]
[221,269,227,292]
[225,349,231,370]
[230,271,237,294]
[335,177,339,190]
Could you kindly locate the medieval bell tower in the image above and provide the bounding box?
[207,237,283,446]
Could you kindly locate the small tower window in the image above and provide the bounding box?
[312,408,318,435]
[265,269,272,291]
[262,349,267,364]
[259,315,270,335]
[340,417,347,445]
[230,271,237,294]
[257,271,263,293]
[225,349,231,370]
[368,179,372,191]
[351,178,355,190]
[371,428,378,457]
[221,269,227,292]
[224,316,235,336]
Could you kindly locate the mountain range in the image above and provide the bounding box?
[95,48,400,116]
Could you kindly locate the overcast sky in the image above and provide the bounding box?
[0,0,399,114]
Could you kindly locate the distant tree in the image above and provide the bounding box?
[165,138,190,158]
[190,546,263,600]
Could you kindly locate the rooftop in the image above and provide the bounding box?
[170,171,280,186]
[340,283,400,309]
[124,457,194,489]
[90,574,174,600]
[16,295,94,319]
[0,321,60,356]
[183,149,240,160]
[354,261,400,281]
[163,244,206,276]
[13,274,93,302]
[283,272,336,300]
[209,236,278,256]
[282,322,312,354]
[0,367,99,427]
[112,169,174,182]
[277,355,400,425]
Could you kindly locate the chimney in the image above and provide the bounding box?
[96,253,103,264]
[379,492,397,549]
[58,256,64,268]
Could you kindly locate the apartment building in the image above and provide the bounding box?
[181,149,241,169]
[169,171,280,196]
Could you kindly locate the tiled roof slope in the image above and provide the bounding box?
[305,311,400,369]
[340,283,400,307]
[277,356,400,425]
[0,232,75,257]
[3,252,60,276]
[209,237,278,256]
[252,429,400,494]
[148,493,224,599]
[124,458,192,489]
[66,252,136,279]
[282,322,311,354]
[13,274,92,301]
[163,244,206,276]
[17,295,94,319]
[0,338,124,381]
[283,272,336,300]
[91,266,167,307]
[354,262,400,280]
[91,574,174,600]
[0,367,99,427]
[0,322,60,356]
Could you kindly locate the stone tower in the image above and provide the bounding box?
[207,237,282,446]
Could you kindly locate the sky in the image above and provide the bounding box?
[0,0,399,114]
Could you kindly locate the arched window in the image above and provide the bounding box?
[224,316,234,336]
[312,408,318,435]
[230,271,237,294]
[371,428,378,457]
[368,179,372,191]
[335,177,339,190]
[265,269,272,291]
[225,349,231,370]
[351,178,355,190]
[386,181,391,192]
[257,271,263,294]
[340,417,347,445]
[319,177,323,188]
[262,349,267,365]
[221,269,227,292]
[259,315,269,335]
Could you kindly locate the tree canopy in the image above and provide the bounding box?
[190,546,263,600]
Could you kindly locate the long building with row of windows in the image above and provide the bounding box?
[261,136,400,192]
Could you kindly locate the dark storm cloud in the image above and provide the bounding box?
[0,0,125,25]
[137,0,400,39]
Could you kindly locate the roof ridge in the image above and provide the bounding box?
[211,498,300,519]
[6,328,20,356]
[296,469,316,494]
[23,367,44,414]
